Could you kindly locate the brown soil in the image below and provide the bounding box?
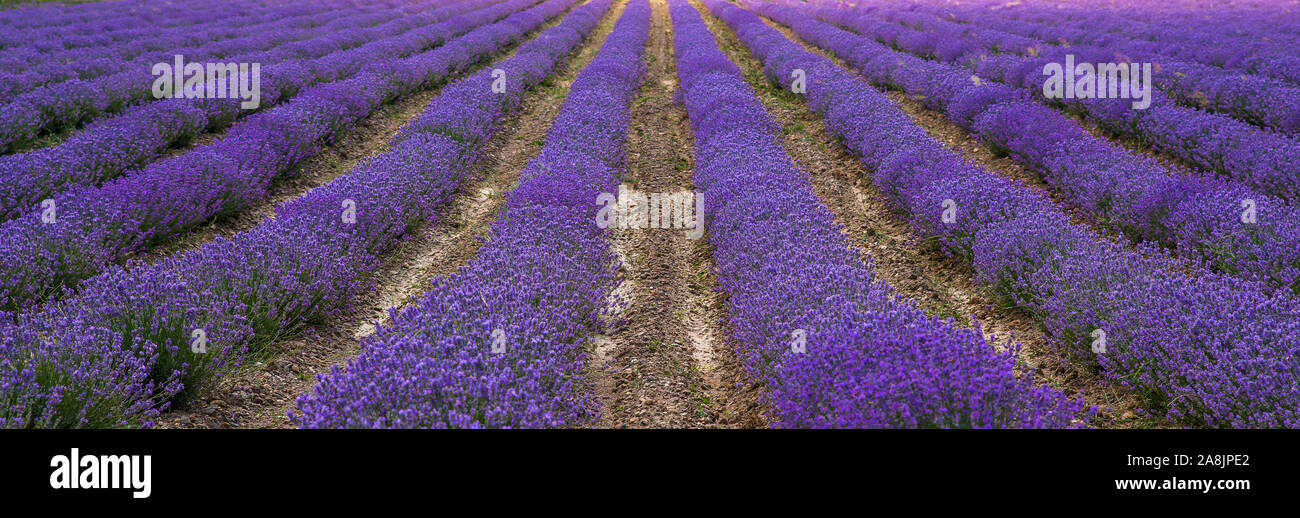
[700,1,1151,428]
[156,0,619,429]
[588,0,765,429]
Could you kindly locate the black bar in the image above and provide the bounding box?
[1,430,1292,508]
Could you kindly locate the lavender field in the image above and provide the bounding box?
[1,0,1297,430]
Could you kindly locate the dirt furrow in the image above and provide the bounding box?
[699,2,1147,428]
[157,0,626,429]
[589,0,764,428]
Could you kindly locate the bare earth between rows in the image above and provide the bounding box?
[589,0,765,429]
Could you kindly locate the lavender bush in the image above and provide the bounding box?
[712,0,1300,428]
[764,0,1300,295]
[908,0,1300,87]
[294,0,648,429]
[0,0,271,53]
[673,0,1085,428]
[0,0,552,313]
[0,0,508,218]
[0,1,400,140]
[803,1,1300,207]
[0,0,596,429]
[863,3,1300,135]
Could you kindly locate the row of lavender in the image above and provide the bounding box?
[0,1,426,151]
[294,0,645,428]
[722,0,1300,427]
[864,3,1300,136]
[966,3,1300,49]
[805,1,1300,208]
[0,0,349,68]
[0,1,372,101]
[672,0,1083,428]
[923,0,1300,86]
[953,5,1300,131]
[1093,3,1300,47]
[871,2,1300,198]
[780,1,1300,296]
[0,0,593,430]
[0,0,539,314]
[1,3,303,77]
[0,0,483,162]
[890,1,1300,90]
[1040,1,1300,47]
[0,0,491,218]
[0,0,259,49]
